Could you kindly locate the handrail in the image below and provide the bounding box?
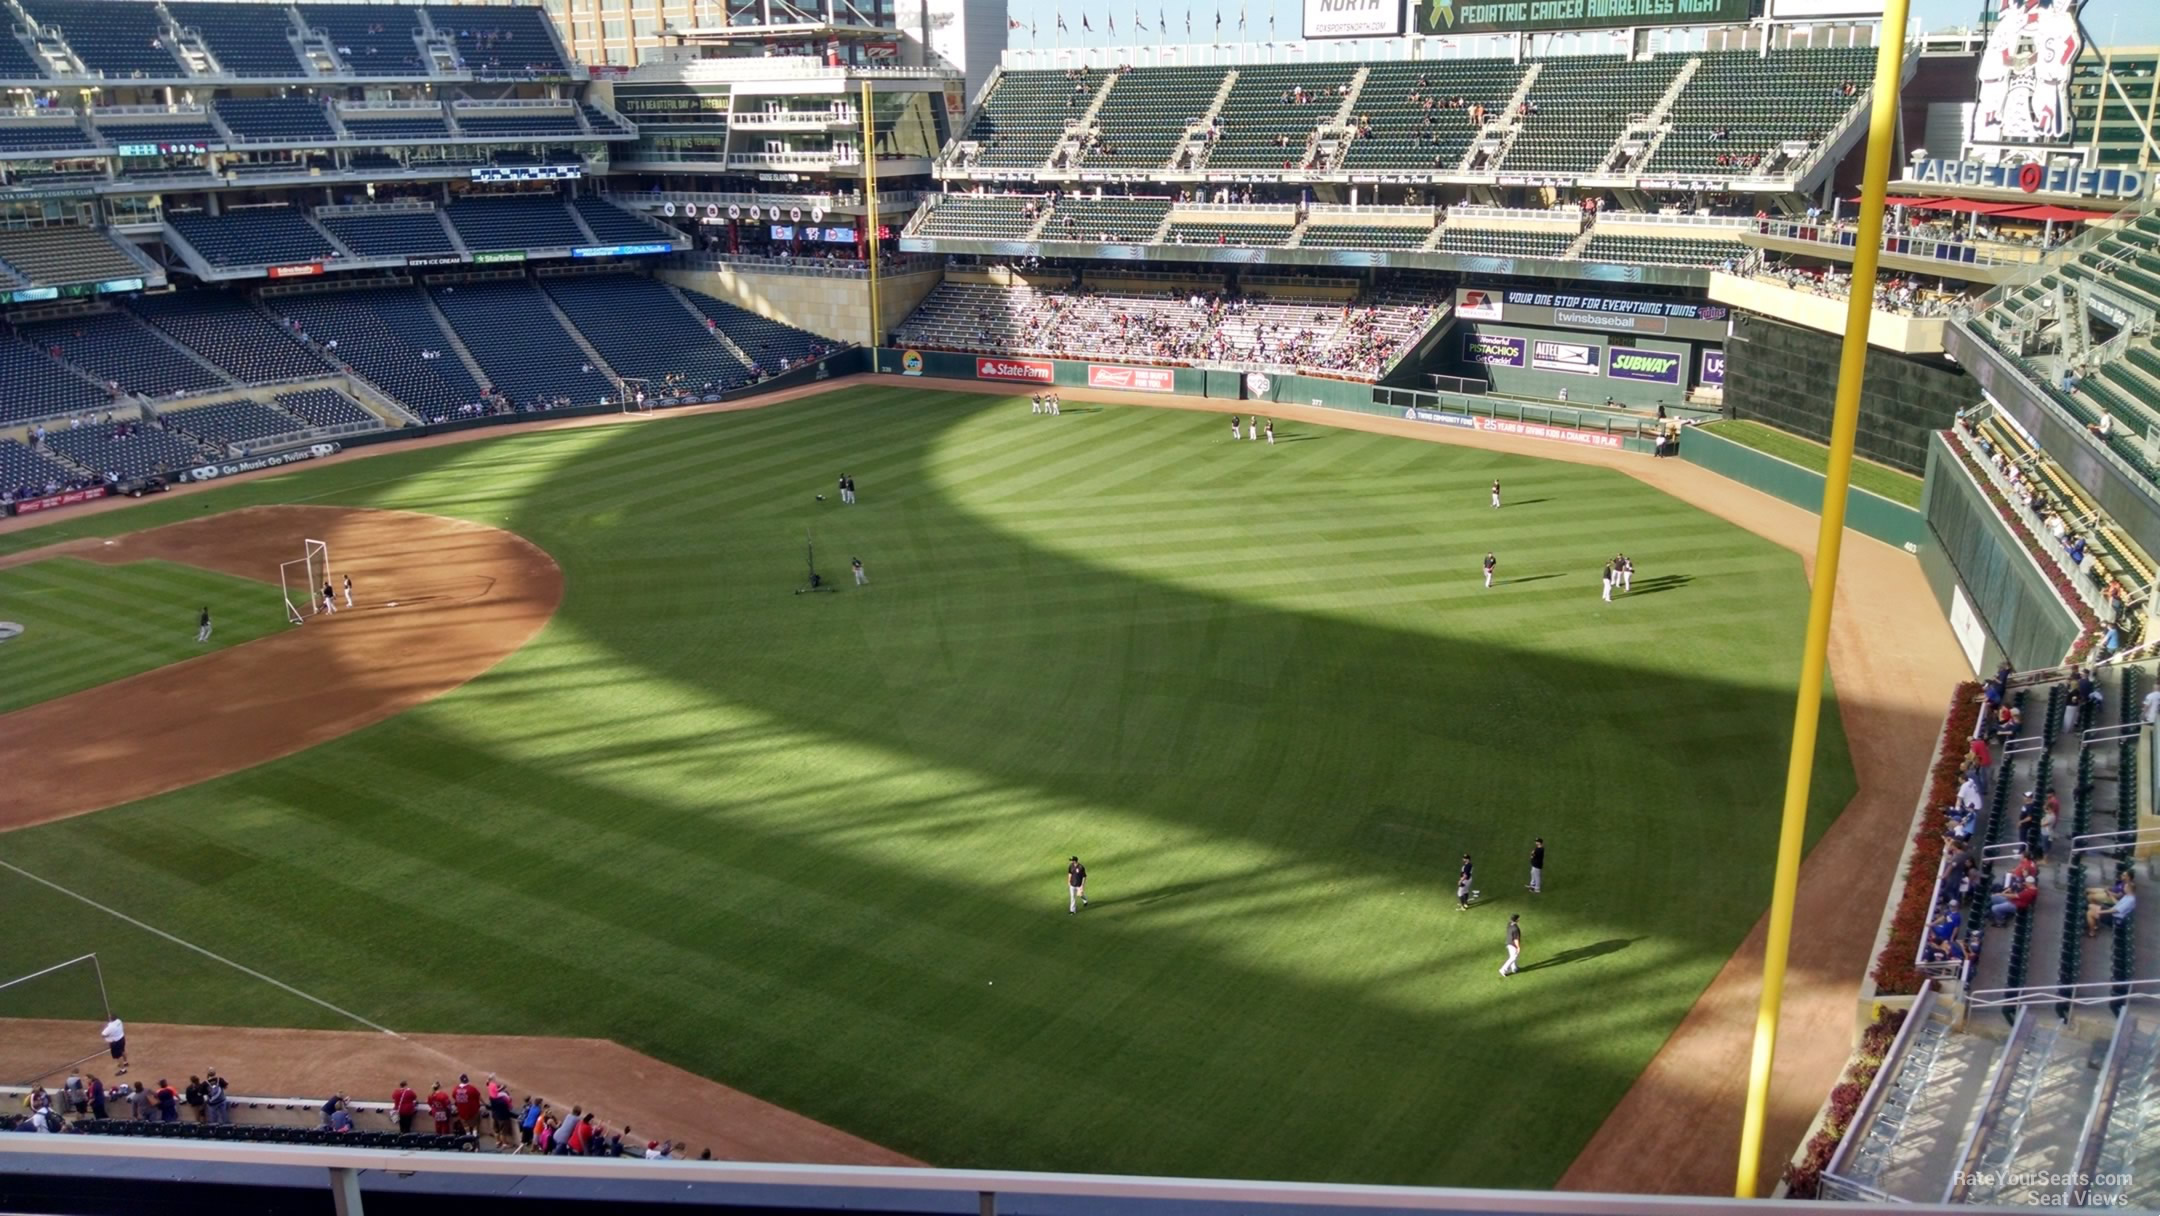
[2068,826,2160,854]
[1944,1007,2041,1202]
[1822,982,1938,1184]
[1968,977,2160,1007]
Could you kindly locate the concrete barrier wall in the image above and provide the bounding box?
[1679,426,1926,550]
[658,267,942,348]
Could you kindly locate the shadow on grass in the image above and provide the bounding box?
[1518,937,1644,974]
[1627,574,1694,596]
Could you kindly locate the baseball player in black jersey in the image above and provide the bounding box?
[1457,854,1475,910]
[1500,914,1521,977]
[1483,552,1497,589]
[1528,838,1544,893]
[320,581,337,615]
[196,606,212,644]
[1491,480,1501,509]
[1067,856,1088,913]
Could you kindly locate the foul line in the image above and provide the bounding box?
[0,856,403,1040]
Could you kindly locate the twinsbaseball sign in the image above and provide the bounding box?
[977,357,1053,384]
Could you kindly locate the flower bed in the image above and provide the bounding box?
[1869,682,1982,995]
[1945,435,2102,664]
[1783,1005,1910,1199]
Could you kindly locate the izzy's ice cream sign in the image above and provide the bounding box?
[1903,158,2147,200]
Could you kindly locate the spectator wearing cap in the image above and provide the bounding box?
[452,1074,482,1135]
[204,1071,230,1125]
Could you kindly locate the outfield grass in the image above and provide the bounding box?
[1702,419,1924,506]
[0,558,284,713]
[0,388,1855,1188]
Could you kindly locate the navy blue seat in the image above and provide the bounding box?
[0,123,96,153]
[23,0,184,78]
[342,113,450,140]
[298,5,427,76]
[169,206,339,268]
[216,98,338,143]
[455,112,584,139]
[167,2,309,76]
[423,5,571,76]
[165,398,306,446]
[44,421,206,480]
[571,197,671,246]
[96,121,221,150]
[0,438,92,500]
[320,210,456,257]
[0,226,143,286]
[430,277,598,409]
[130,291,330,383]
[275,387,376,428]
[0,329,108,424]
[678,290,838,377]
[444,196,585,252]
[543,274,750,390]
[20,312,227,396]
[276,287,479,418]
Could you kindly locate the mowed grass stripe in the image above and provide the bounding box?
[0,390,1856,1190]
[0,559,284,712]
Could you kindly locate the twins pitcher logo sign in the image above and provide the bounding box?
[1973,0,2083,144]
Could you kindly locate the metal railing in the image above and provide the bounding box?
[1968,977,2160,1009]
[2069,826,2160,856]
[1820,982,1941,1195]
[1594,211,1754,231]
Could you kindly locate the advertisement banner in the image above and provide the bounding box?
[406,254,465,268]
[1701,349,1727,387]
[1474,417,1625,450]
[977,357,1054,384]
[1415,0,1751,36]
[267,263,322,279]
[1088,364,1174,392]
[900,349,925,376]
[11,486,108,515]
[472,250,527,264]
[1503,289,1726,321]
[1462,333,1527,368]
[1305,0,1405,39]
[178,443,341,484]
[1605,346,1684,385]
[1402,407,1477,428]
[1455,288,1505,321]
[1531,340,1601,377]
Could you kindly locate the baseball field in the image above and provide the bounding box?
[0,383,1859,1188]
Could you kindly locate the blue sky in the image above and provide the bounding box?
[1000,0,2160,48]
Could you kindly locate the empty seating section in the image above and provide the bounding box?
[298,5,425,76]
[169,206,338,267]
[1207,65,1358,169]
[1163,220,1291,247]
[96,120,220,148]
[44,422,206,478]
[455,111,584,139]
[1504,57,1679,175]
[215,98,337,143]
[572,197,668,245]
[1300,223,1432,250]
[675,289,832,374]
[341,113,451,140]
[0,438,86,497]
[423,5,571,76]
[1581,233,1747,266]
[429,278,592,406]
[21,311,225,396]
[276,287,478,416]
[1085,67,1226,168]
[165,398,306,446]
[320,210,457,257]
[1437,227,1575,258]
[129,291,328,383]
[892,281,1431,380]
[962,70,1072,168]
[166,2,308,76]
[580,103,627,134]
[1041,197,1168,243]
[1341,60,1525,171]
[23,0,183,77]
[918,195,1040,240]
[0,123,96,153]
[0,331,107,423]
[541,274,748,389]
[79,1120,477,1151]
[445,196,585,251]
[0,22,45,79]
[275,387,375,428]
[1656,48,1874,174]
[0,226,143,286]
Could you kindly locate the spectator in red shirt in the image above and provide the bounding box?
[390,1081,419,1134]
[451,1074,482,1134]
[566,1112,594,1156]
[426,1081,452,1135]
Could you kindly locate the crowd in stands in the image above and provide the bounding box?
[893,281,1433,380]
[1751,259,1970,317]
[9,1064,710,1161]
[1966,417,2145,653]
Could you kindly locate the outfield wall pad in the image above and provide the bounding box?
[1724,312,1966,475]
[1678,426,1925,551]
[1919,430,2081,672]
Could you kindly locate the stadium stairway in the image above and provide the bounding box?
[412,290,494,393]
[659,282,756,368]
[529,277,620,384]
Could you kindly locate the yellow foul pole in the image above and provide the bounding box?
[1734,1,1914,1197]
[862,81,882,355]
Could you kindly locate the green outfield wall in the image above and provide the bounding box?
[1919,431,2081,672]
[1678,426,1927,550]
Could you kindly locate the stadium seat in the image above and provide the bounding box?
[1580,233,1748,268]
[22,0,185,77]
[571,197,674,246]
[1205,64,1359,170]
[917,195,1044,240]
[215,98,339,144]
[166,1,309,76]
[540,274,749,390]
[0,226,146,287]
[422,4,572,76]
[0,437,92,500]
[444,196,587,252]
[275,286,480,419]
[168,206,341,269]
[297,5,428,76]
[319,209,460,258]
[20,311,229,397]
[429,277,597,408]
[129,290,332,383]
[0,329,110,425]
[275,387,378,430]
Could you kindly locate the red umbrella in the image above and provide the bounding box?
[1995,204,2115,222]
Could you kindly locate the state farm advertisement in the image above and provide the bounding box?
[1087,364,1174,392]
[977,356,1053,384]
[1475,417,1625,450]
